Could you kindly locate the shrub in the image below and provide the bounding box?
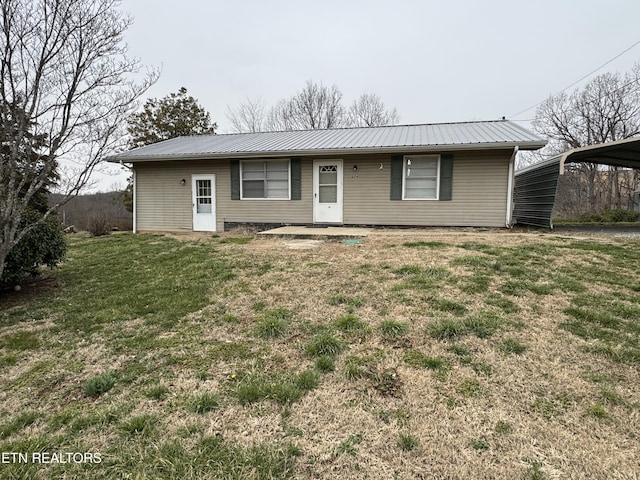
[1,210,66,285]
[86,212,111,236]
[572,209,638,223]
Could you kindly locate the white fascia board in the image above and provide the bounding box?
[106,141,547,164]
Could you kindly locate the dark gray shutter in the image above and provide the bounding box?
[390,155,403,200]
[230,159,240,200]
[290,157,302,200]
[439,153,453,201]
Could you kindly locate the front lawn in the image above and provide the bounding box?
[0,231,638,478]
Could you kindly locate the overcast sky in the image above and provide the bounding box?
[98,0,640,189]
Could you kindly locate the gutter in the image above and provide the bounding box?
[133,169,137,234]
[506,146,518,227]
[105,141,547,164]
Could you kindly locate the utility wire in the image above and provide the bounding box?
[510,39,640,118]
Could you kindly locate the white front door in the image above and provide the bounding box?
[192,175,216,231]
[313,160,343,224]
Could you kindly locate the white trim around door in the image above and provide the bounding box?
[313,159,343,224]
[192,175,217,231]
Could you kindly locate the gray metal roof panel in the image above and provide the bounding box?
[107,120,546,162]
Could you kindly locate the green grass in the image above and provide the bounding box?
[255,317,287,338]
[499,338,528,355]
[404,350,448,370]
[305,332,346,357]
[83,373,116,398]
[234,370,320,406]
[0,331,40,351]
[333,314,370,338]
[494,420,513,434]
[402,241,447,248]
[314,355,335,372]
[378,319,408,339]
[560,297,640,364]
[427,312,504,340]
[2,233,640,478]
[397,433,419,451]
[587,403,609,419]
[470,438,489,451]
[336,434,363,456]
[0,411,39,439]
[120,414,158,436]
[219,236,253,244]
[187,392,220,414]
[327,294,365,307]
[430,298,467,316]
[145,385,169,401]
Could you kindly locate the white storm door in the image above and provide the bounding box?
[313,160,343,223]
[192,175,216,231]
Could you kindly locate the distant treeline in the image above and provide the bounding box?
[49,191,132,232]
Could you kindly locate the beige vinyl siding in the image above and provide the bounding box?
[220,160,312,224]
[341,150,512,227]
[134,150,512,231]
[134,159,312,232]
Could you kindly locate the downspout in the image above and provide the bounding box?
[505,146,518,227]
[133,167,137,234]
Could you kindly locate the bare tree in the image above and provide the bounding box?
[533,64,640,210]
[226,82,400,133]
[348,93,400,127]
[271,80,348,130]
[0,0,158,281]
[226,96,267,133]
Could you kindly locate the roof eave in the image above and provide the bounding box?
[106,140,547,163]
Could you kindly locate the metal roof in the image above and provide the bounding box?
[513,137,640,228]
[107,120,546,162]
[559,136,640,173]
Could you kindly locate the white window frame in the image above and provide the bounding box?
[240,159,291,200]
[402,154,441,200]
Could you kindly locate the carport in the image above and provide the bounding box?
[513,137,640,228]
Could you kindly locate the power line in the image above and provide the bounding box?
[510,39,640,118]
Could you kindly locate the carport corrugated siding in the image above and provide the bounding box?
[513,157,561,228]
[343,151,511,227]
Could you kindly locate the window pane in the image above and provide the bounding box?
[266,169,289,181]
[406,178,436,190]
[319,185,337,203]
[407,165,437,177]
[319,171,337,185]
[266,180,288,198]
[242,162,264,173]
[197,197,212,213]
[267,160,289,171]
[243,171,264,181]
[242,161,290,199]
[405,157,438,199]
[243,180,264,198]
[405,187,437,199]
[197,180,211,197]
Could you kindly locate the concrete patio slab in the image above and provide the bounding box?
[258,226,372,238]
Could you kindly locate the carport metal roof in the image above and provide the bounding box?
[513,137,640,228]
